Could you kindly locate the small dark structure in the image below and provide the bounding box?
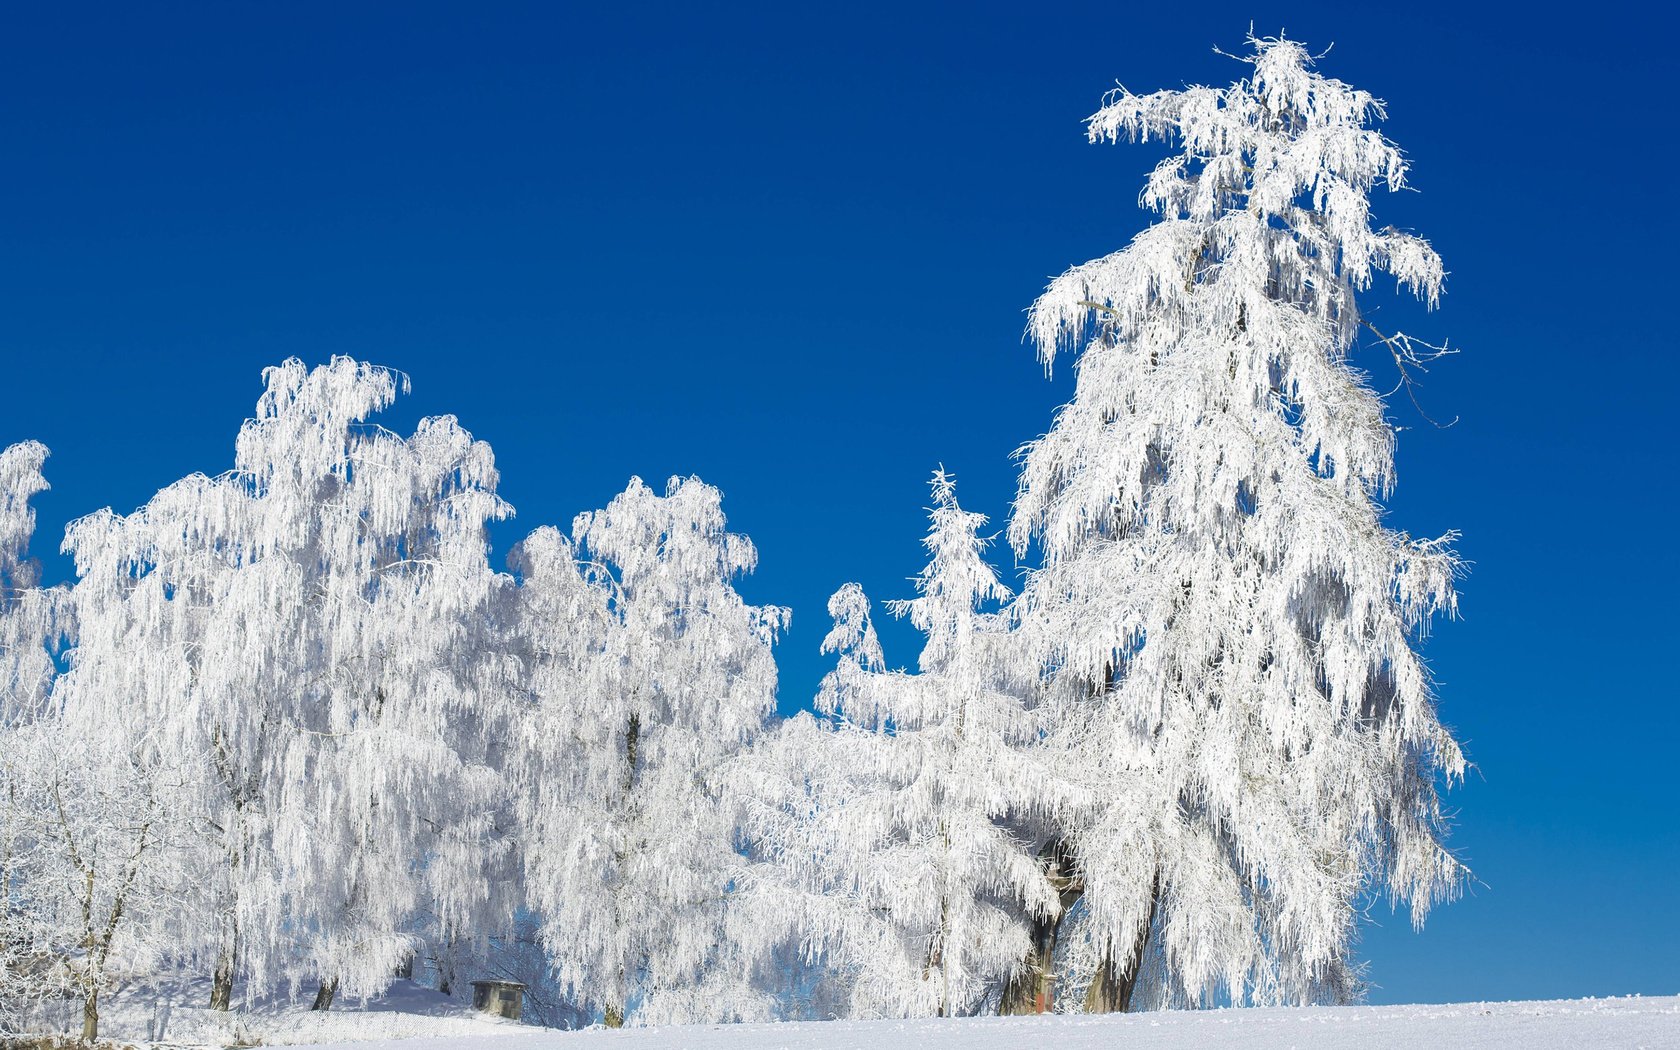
[471,979,526,1021]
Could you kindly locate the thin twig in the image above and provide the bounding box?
[1361,321,1459,429]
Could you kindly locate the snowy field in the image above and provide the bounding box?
[285,998,1680,1050]
[26,980,1677,1050]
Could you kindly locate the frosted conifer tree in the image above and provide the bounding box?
[517,477,788,1026]
[874,472,1060,1016]
[753,473,1059,1018]
[1006,34,1466,1010]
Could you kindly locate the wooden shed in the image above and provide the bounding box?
[470,979,526,1021]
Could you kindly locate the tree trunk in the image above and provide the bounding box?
[81,986,99,1043]
[923,860,951,1016]
[209,725,250,1013]
[311,977,339,1011]
[437,939,457,996]
[999,909,1066,1014]
[210,920,238,1011]
[999,838,1083,1015]
[1083,872,1160,1014]
[600,716,638,1032]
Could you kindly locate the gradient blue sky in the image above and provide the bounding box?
[2,1,1673,1008]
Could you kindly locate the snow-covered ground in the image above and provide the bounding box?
[26,980,1678,1050]
[498,999,1675,1050]
[17,978,527,1047]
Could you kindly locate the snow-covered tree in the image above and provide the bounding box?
[194,359,521,1008]
[750,472,1060,1018]
[503,524,614,1015]
[1005,34,1466,1010]
[0,441,195,1042]
[516,476,788,1026]
[0,441,56,727]
[52,358,521,1011]
[56,465,267,1010]
[251,396,518,1010]
[872,472,1060,1016]
[0,723,192,1042]
[0,441,60,1034]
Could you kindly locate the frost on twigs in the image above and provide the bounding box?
[1008,33,1466,1009]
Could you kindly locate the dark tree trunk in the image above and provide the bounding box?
[311,977,340,1011]
[999,908,1068,1014]
[999,839,1084,1015]
[210,922,237,1011]
[437,939,457,996]
[81,986,99,1043]
[209,724,251,1014]
[1083,872,1160,1013]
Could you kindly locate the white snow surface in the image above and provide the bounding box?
[294,997,1680,1050]
[20,978,523,1047]
[62,981,1679,1050]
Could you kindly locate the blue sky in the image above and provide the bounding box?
[2,0,1673,1008]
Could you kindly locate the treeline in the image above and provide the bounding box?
[1,36,1467,1042]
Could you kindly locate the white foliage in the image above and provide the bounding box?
[1008,34,1465,1006]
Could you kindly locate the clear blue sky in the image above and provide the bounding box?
[2,1,1673,1008]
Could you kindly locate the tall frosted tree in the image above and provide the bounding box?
[504,524,614,1015]
[214,359,518,1007]
[773,472,1055,1018]
[57,465,265,1011]
[516,476,788,1026]
[0,443,191,1042]
[1006,34,1465,1010]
